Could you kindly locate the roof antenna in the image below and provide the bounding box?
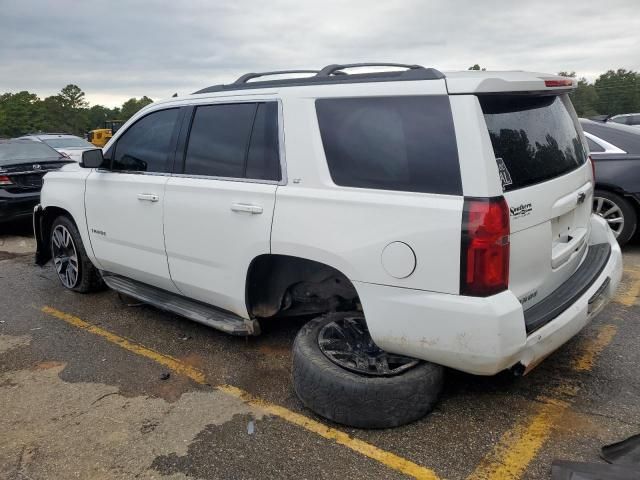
[172,92,178,97]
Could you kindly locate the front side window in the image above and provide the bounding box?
[112,108,179,172]
[315,96,461,195]
[183,102,280,181]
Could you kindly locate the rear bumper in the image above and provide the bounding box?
[0,189,40,223]
[356,214,622,375]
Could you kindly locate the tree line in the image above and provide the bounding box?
[470,66,640,118]
[0,84,153,138]
[2,69,639,138]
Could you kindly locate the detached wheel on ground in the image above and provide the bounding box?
[50,215,104,293]
[292,312,444,428]
[593,190,637,246]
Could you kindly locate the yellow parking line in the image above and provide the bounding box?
[615,268,640,306]
[467,324,617,480]
[41,306,439,480]
[571,324,618,372]
[41,306,207,384]
[219,384,438,480]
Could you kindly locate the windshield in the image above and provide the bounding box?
[43,137,93,149]
[480,94,587,191]
[0,142,62,166]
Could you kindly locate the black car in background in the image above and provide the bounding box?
[0,139,72,226]
[580,119,640,245]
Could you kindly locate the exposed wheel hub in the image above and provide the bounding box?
[51,225,79,288]
[318,315,419,376]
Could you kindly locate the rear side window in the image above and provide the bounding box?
[183,102,280,181]
[316,96,461,195]
[112,108,179,172]
[480,94,587,192]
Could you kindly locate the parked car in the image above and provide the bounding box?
[19,133,95,162]
[607,113,640,128]
[0,139,72,224]
[33,64,622,428]
[580,119,640,245]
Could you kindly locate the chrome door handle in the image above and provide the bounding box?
[231,203,263,214]
[137,193,159,202]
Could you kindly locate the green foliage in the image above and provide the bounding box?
[120,96,153,121]
[0,91,45,137]
[556,69,639,117]
[0,85,153,138]
[1,69,639,137]
[594,69,640,116]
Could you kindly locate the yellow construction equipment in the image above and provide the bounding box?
[88,120,124,148]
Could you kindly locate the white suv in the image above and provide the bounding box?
[33,63,622,428]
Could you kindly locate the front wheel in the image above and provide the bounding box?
[50,216,104,293]
[593,190,637,246]
[292,312,444,428]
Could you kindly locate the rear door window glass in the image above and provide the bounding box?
[315,96,461,195]
[184,103,256,178]
[246,102,281,181]
[479,94,587,191]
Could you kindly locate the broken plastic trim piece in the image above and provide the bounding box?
[551,460,639,479]
[602,434,640,467]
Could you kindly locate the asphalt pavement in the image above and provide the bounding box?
[1,220,639,480]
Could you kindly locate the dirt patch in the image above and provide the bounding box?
[0,334,31,354]
[0,365,256,479]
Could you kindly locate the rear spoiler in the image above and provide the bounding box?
[445,72,577,95]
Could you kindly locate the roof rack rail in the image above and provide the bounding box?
[193,62,445,95]
[234,70,320,84]
[317,63,424,76]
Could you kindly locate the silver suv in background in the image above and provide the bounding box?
[18,133,95,162]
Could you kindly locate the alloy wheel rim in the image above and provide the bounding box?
[51,225,79,288]
[593,196,624,237]
[318,315,419,376]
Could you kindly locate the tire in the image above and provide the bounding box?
[593,190,637,246]
[50,215,104,293]
[292,312,444,428]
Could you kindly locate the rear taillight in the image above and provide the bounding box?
[0,175,13,186]
[460,197,510,296]
[589,156,596,182]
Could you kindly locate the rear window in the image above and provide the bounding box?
[480,94,587,192]
[316,96,461,195]
[0,142,61,165]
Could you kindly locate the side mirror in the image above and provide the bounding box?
[81,149,106,168]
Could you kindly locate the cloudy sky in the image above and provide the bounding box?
[1,0,638,107]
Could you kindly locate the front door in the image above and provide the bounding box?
[85,107,182,292]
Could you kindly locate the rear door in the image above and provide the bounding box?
[479,94,592,309]
[163,101,281,317]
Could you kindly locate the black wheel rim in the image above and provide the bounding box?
[593,196,624,237]
[51,225,79,288]
[318,315,419,376]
